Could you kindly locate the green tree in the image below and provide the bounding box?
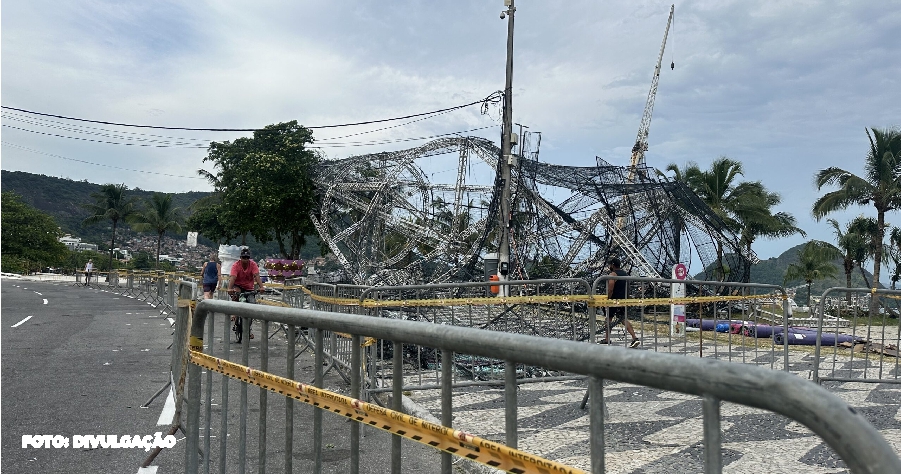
[666,158,786,278]
[130,251,154,270]
[813,127,901,317]
[734,182,806,265]
[132,193,184,269]
[827,218,868,305]
[200,121,320,259]
[63,250,105,275]
[847,215,880,288]
[888,227,901,290]
[1,192,69,273]
[784,240,840,307]
[186,194,231,245]
[82,183,139,270]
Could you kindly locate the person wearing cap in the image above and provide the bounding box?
[228,247,265,342]
[602,257,641,348]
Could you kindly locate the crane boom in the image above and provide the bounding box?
[629,4,674,176]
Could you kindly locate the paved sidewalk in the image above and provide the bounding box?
[406,340,901,473]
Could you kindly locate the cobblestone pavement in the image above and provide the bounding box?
[406,337,901,474]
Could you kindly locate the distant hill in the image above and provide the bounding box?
[750,243,881,294]
[1,170,210,245]
[1,170,323,259]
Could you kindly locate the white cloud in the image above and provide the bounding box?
[2,0,900,267]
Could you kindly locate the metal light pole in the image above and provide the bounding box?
[498,0,515,297]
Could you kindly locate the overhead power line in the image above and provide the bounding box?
[1,124,209,148]
[0,141,204,179]
[2,122,498,150]
[1,110,213,142]
[0,92,502,132]
[316,125,498,148]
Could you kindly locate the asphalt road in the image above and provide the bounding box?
[2,278,175,473]
[1,278,448,474]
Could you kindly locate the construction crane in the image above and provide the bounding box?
[627,4,674,182]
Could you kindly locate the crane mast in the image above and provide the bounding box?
[628,4,674,180]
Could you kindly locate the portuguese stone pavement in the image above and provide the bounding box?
[407,338,901,473]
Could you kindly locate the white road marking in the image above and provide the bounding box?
[137,466,159,474]
[34,292,42,295]
[42,299,48,305]
[157,384,177,425]
[11,316,33,328]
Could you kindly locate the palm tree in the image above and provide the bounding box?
[827,218,868,305]
[82,183,139,270]
[679,157,745,229]
[735,182,806,257]
[666,157,771,277]
[784,240,840,308]
[132,193,184,269]
[847,215,880,288]
[889,227,901,290]
[813,127,901,317]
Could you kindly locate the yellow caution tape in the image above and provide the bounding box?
[189,351,585,474]
[300,286,363,306]
[588,294,758,308]
[362,294,594,308]
[177,299,198,310]
[301,286,765,309]
[257,299,292,308]
[189,336,203,352]
[248,299,377,346]
[329,332,377,347]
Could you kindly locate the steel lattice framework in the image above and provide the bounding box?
[312,136,754,286]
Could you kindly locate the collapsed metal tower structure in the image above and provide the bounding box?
[311,135,755,287]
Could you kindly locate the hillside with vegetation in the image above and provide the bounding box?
[751,243,880,294]
[0,170,322,259]
[1,170,209,244]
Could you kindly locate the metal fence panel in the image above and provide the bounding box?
[813,287,901,385]
[184,300,901,474]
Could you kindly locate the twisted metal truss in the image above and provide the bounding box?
[312,136,754,286]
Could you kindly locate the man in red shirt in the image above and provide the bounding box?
[228,247,266,342]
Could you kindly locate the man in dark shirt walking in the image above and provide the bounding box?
[602,257,641,348]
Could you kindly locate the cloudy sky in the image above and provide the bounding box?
[2,0,900,267]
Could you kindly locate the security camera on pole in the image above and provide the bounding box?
[497,0,515,297]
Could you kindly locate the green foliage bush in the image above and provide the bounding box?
[1,191,69,273]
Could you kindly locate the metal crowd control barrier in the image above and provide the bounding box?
[591,275,794,371]
[357,278,592,465]
[73,269,204,312]
[355,278,591,404]
[183,299,901,474]
[813,287,901,385]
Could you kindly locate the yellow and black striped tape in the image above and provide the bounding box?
[190,351,585,474]
[300,286,774,310]
[246,299,377,347]
[362,294,594,308]
[257,299,292,308]
[588,294,761,308]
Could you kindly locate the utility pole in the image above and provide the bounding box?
[498,0,515,297]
